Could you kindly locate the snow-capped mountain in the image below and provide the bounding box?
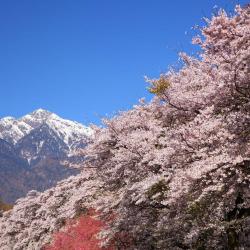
[0,117,32,144]
[0,109,92,148]
[0,109,92,203]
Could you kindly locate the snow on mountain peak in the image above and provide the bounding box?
[20,109,53,127]
[44,112,93,147]
[30,108,52,117]
[0,109,93,147]
[1,116,15,121]
[33,108,49,113]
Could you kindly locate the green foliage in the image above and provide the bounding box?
[0,199,13,212]
[188,201,203,217]
[187,198,211,222]
[147,78,170,95]
[226,227,239,250]
[146,180,169,201]
[193,228,215,250]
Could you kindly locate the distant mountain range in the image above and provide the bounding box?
[0,109,92,203]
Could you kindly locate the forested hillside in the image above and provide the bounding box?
[0,5,249,250]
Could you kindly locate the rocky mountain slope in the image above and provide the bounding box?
[0,109,92,203]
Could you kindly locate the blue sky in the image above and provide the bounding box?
[0,0,248,125]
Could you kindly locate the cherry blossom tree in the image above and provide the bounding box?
[82,5,250,248]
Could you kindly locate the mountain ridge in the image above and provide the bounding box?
[0,109,91,203]
[0,108,92,147]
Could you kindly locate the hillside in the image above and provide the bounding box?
[0,5,249,250]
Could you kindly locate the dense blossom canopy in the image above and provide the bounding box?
[0,4,249,250]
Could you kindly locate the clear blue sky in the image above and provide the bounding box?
[0,0,248,125]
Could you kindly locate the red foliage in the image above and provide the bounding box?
[43,210,114,250]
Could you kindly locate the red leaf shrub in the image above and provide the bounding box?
[43,210,114,250]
